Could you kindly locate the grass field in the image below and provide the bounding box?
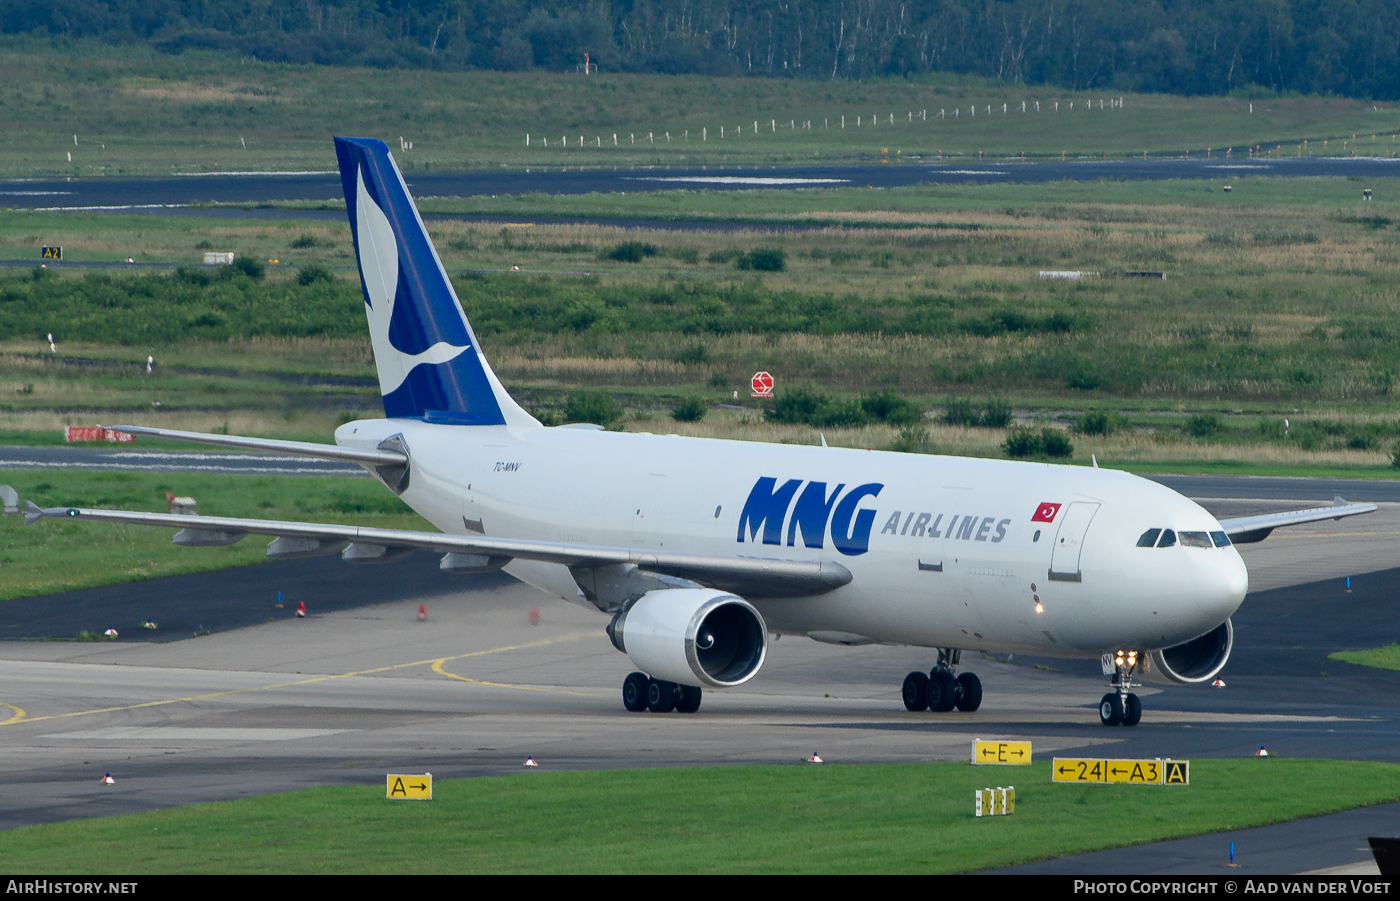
[2,41,1400,177]
[5,170,1400,473]
[0,759,1393,873]
[0,469,423,605]
[1331,644,1400,672]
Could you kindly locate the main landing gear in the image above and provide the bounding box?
[1100,649,1143,727]
[622,671,702,714]
[902,648,982,713]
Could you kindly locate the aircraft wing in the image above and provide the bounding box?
[1217,497,1378,544]
[22,503,852,599]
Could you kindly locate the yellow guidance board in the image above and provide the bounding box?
[974,786,1016,817]
[386,773,433,800]
[971,739,1032,765]
[1052,758,1189,785]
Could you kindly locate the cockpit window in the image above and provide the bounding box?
[1137,528,1162,548]
[1156,529,1177,548]
[1179,530,1212,548]
[1210,531,1231,548]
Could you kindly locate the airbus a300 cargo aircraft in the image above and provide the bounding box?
[26,137,1378,726]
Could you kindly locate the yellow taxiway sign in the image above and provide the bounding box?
[387,773,433,800]
[972,739,1032,765]
[1052,758,1189,785]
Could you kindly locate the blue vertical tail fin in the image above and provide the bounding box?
[335,136,537,427]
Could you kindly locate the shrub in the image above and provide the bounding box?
[942,399,980,427]
[1004,428,1073,458]
[671,397,707,422]
[737,247,787,272]
[290,234,319,248]
[707,248,742,264]
[1065,362,1100,390]
[1041,429,1074,458]
[297,263,333,286]
[1076,410,1113,435]
[564,390,621,426]
[232,256,265,280]
[943,398,1010,428]
[1392,444,1400,469]
[1186,414,1220,437]
[980,398,1013,428]
[1003,428,1043,458]
[889,426,931,453]
[860,390,923,426]
[605,241,658,263]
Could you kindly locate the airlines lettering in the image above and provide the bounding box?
[880,511,1011,543]
[737,478,883,556]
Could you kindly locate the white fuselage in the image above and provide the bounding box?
[337,418,1249,660]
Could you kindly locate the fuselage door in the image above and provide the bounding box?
[1048,501,1100,582]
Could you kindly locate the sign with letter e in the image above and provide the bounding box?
[387,773,433,800]
[972,739,1032,765]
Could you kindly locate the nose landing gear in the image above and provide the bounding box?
[902,648,982,713]
[1100,650,1143,727]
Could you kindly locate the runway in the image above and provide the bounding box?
[3,157,1397,212]
[2,470,1399,873]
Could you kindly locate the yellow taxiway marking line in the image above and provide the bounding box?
[0,632,595,726]
[429,658,602,697]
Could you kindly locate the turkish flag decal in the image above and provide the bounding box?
[1032,502,1062,523]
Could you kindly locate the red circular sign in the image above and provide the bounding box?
[751,371,774,397]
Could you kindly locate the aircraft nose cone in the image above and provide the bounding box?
[1200,550,1249,620]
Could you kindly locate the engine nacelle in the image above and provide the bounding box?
[606,588,767,688]
[1145,619,1233,684]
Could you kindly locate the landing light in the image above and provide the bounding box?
[1034,603,1044,614]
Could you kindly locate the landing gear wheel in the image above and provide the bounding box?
[902,672,930,711]
[928,671,958,712]
[1099,692,1125,726]
[954,672,983,712]
[1123,692,1142,727]
[674,685,702,713]
[646,678,677,713]
[622,672,649,712]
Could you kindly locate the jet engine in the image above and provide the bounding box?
[1145,619,1233,684]
[606,588,767,688]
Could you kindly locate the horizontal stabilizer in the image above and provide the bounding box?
[108,425,406,467]
[26,505,853,599]
[1218,497,1377,544]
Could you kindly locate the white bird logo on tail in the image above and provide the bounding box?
[355,166,469,397]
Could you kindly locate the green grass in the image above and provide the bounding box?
[2,41,1400,177]
[0,469,424,604]
[1330,645,1400,672]
[0,760,1395,873]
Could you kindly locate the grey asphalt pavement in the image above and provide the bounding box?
[3,468,1400,874]
[4,157,1396,211]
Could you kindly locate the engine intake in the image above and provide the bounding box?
[1146,619,1233,684]
[607,588,767,688]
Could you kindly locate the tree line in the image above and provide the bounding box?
[5,0,1399,98]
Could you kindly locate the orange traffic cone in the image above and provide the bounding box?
[417,604,427,622]
[296,601,306,618]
